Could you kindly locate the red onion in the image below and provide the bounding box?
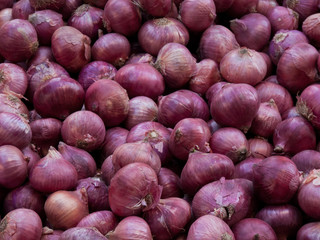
[101,155,115,186]
[83,0,107,9]
[27,46,55,68]
[100,127,128,160]
[60,227,107,240]
[226,0,258,17]
[0,91,29,120]
[264,74,278,83]
[291,150,320,173]
[169,118,211,161]
[61,0,82,20]
[260,52,274,77]
[205,81,228,106]
[22,144,41,173]
[303,13,320,47]
[256,204,303,239]
[210,83,260,132]
[207,119,221,134]
[92,33,130,68]
[248,138,273,158]
[297,222,320,240]
[30,118,62,155]
[155,43,196,89]
[76,176,109,212]
[0,145,28,189]
[115,63,165,99]
[103,0,141,36]
[192,178,254,226]
[234,157,263,181]
[106,216,152,240]
[126,53,155,65]
[199,25,240,63]
[77,211,117,235]
[0,112,32,149]
[220,47,267,86]
[33,76,85,119]
[44,188,89,230]
[29,146,78,193]
[0,0,13,10]
[158,168,183,198]
[138,18,189,56]
[273,117,316,155]
[139,0,171,17]
[282,106,301,119]
[179,0,216,32]
[232,218,277,240]
[188,59,221,95]
[187,215,235,239]
[0,19,38,62]
[209,127,249,163]
[143,197,192,240]
[29,0,65,10]
[0,209,42,240]
[108,162,162,217]
[256,0,278,15]
[268,6,299,32]
[0,8,12,28]
[158,90,210,128]
[78,61,117,92]
[126,121,172,164]
[28,10,63,46]
[58,142,97,180]
[0,63,28,95]
[41,227,63,240]
[12,0,34,20]
[124,96,158,130]
[230,13,271,51]
[61,110,106,152]
[51,26,91,73]
[268,29,309,65]
[85,79,129,127]
[214,0,235,12]
[284,0,319,21]
[255,81,293,115]
[253,155,300,204]
[181,152,235,195]
[3,183,45,217]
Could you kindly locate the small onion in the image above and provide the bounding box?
[27,46,55,68]
[256,0,278,15]
[234,157,263,181]
[297,222,320,240]
[264,74,278,83]
[100,127,128,160]
[260,52,274,77]
[158,168,183,198]
[139,0,171,17]
[291,150,320,174]
[101,155,115,186]
[207,119,221,134]
[0,91,29,120]
[282,106,301,119]
[61,0,82,20]
[248,138,273,158]
[303,13,320,47]
[12,0,34,20]
[29,0,65,11]
[267,6,299,32]
[60,227,107,240]
[284,0,319,21]
[0,8,12,28]
[0,63,28,95]
[22,144,41,173]
[226,0,258,17]
[205,81,228,106]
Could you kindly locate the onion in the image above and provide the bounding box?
[297,222,320,240]
[0,112,32,149]
[179,0,216,32]
[101,155,115,186]
[108,162,162,217]
[29,146,78,193]
[256,0,278,15]
[126,53,155,65]
[282,106,301,119]
[291,150,320,174]
[103,0,141,36]
[209,127,249,163]
[138,18,189,56]
[226,0,258,17]
[0,0,13,10]
[253,155,300,204]
[248,138,273,158]
[60,227,107,240]
[85,79,129,127]
[115,63,165,99]
[30,118,62,155]
[268,29,309,65]
[22,144,41,173]
[210,83,260,132]
[44,188,89,230]
[126,121,172,164]
[0,145,28,189]
[27,46,55,68]
[3,183,45,217]
[192,178,254,226]
[143,197,192,240]
[205,81,228,106]
[68,4,103,39]
[284,0,319,21]
[106,216,152,240]
[155,43,196,89]
[158,168,183,198]
[61,110,106,152]
[188,59,221,95]
[187,215,235,240]
[0,19,38,62]
[61,0,82,20]
[78,61,117,92]
[158,90,210,128]
[139,0,171,17]
[83,0,107,9]
[207,119,221,134]
[0,63,28,95]
[51,26,91,73]
[260,52,274,77]
[302,13,320,47]
[169,118,211,161]
[199,25,240,63]
[256,204,303,239]
[12,0,34,20]
[92,33,130,68]
[29,0,65,10]
[267,6,299,32]
[100,127,128,160]
[0,91,29,120]
[234,157,263,181]
[58,142,97,180]
[77,211,117,235]
[41,227,63,240]
[264,74,278,83]
[273,117,316,155]
[181,152,235,195]
[0,8,12,28]
[0,209,42,240]
[230,13,271,51]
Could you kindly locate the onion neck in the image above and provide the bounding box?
[273,32,288,44]
[286,0,298,9]
[155,17,170,26]
[230,19,247,31]
[221,233,234,240]
[0,216,7,232]
[274,145,284,153]
[296,99,314,121]
[74,4,90,16]
[210,205,235,221]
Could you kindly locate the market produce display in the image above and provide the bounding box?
[1,0,320,239]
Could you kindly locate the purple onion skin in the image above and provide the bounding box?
[41,227,63,240]
[297,222,320,240]
[291,150,320,174]
[12,0,35,20]
[27,46,55,68]
[60,227,107,240]
[158,167,183,198]
[234,157,263,181]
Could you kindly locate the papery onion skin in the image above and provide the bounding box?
[158,168,183,198]
[0,63,28,95]
[29,0,66,11]
[12,0,34,20]
[180,152,235,195]
[0,19,38,62]
[100,127,128,160]
[60,227,107,240]
[27,46,55,68]
[303,13,320,47]
[0,8,12,28]
[126,53,155,65]
[267,6,299,32]
[256,0,278,16]
[248,138,273,159]
[41,227,63,240]
[51,26,91,73]
[291,150,320,174]
[0,92,29,120]
[284,0,319,21]
[22,144,41,173]
[0,208,42,240]
[297,222,320,240]
[138,17,189,56]
[234,157,263,181]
